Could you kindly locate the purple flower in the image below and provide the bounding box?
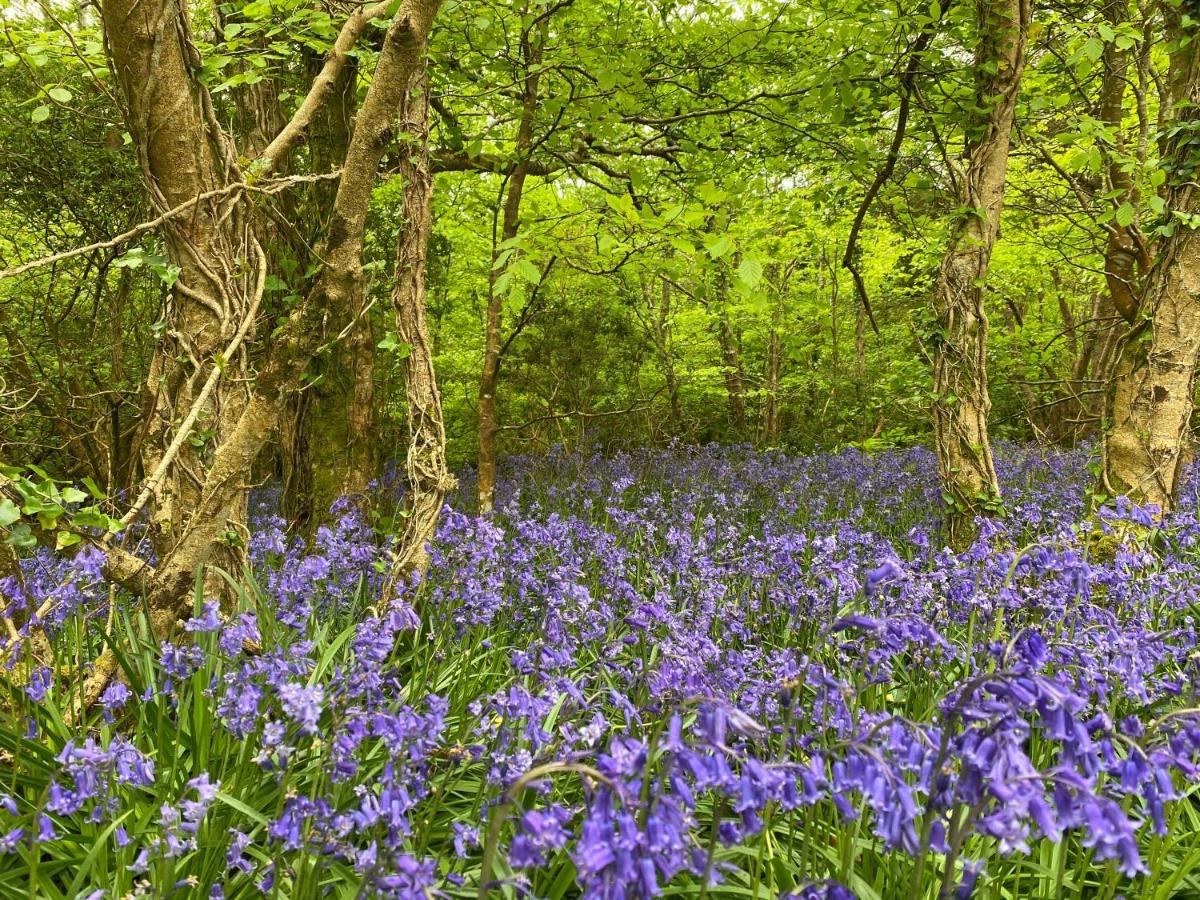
[278,682,324,734]
[25,667,51,703]
[99,681,131,722]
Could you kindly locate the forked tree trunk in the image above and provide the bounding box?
[383,71,455,596]
[930,0,1030,548]
[95,0,443,628]
[1101,12,1200,512]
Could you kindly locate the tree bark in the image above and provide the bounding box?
[1047,1,1149,444]
[712,266,748,437]
[930,0,1030,548]
[279,54,377,530]
[97,0,443,621]
[1099,0,1149,328]
[1100,11,1200,512]
[102,0,257,586]
[384,71,455,595]
[656,276,684,432]
[763,328,782,446]
[761,264,787,446]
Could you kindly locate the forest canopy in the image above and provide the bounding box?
[3,0,1184,519]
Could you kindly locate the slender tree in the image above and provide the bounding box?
[385,70,455,592]
[476,7,546,515]
[930,0,1031,547]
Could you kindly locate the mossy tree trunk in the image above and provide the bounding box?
[930,0,1031,548]
[1101,9,1200,512]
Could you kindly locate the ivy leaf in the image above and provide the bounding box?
[5,524,35,549]
[55,530,82,550]
[73,507,107,529]
[0,498,19,528]
[377,332,411,358]
[61,487,88,504]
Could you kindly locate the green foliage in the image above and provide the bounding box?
[0,0,1185,481]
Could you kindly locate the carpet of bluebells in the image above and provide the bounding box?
[5,444,1200,899]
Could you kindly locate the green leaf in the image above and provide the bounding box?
[1081,36,1105,61]
[61,487,88,505]
[5,524,35,548]
[704,234,733,259]
[73,507,113,529]
[0,498,19,528]
[30,105,50,123]
[55,530,82,550]
[81,476,105,500]
[1115,202,1135,228]
[736,256,764,289]
[377,333,410,358]
[514,258,542,284]
[47,86,72,103]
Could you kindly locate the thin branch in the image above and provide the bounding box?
[842,18,938,335]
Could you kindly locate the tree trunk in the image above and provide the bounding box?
[659,277,684,432]
[712,267,747,437]
[343,321,377,497]
[760,263,786,446]
[1099,0,1148,328]
[763,328,782,446]
[1101,11,1200,512]
[716,311,748,436]
[280,387,315,532]
[102,0,257,588]
[98,0,443,622]
[384,71,455,595]
[1051,0,1149,444]
[930,0,1030,548]
[278,54,376,529]
[477,13,544,515]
